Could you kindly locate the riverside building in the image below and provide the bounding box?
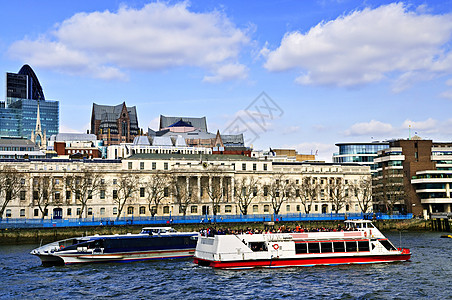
[0,154,370,220]
[373,137,452,217]
[1,65,59,139]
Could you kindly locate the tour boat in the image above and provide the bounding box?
[31,227,199,265]
[194,220,411,269]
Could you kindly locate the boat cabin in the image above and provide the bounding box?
[140,227,177,235]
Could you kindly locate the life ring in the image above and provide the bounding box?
[364,231,367,237]
[273,244,279,250]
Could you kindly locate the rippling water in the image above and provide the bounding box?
[1,231,451,299]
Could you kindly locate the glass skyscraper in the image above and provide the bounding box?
[1,65,59,139]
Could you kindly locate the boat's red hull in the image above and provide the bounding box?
[194,250,411,269]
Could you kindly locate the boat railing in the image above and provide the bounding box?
[0,212,413,229]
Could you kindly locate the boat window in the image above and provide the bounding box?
[295,243,308,254]
[379,240,397,251]
[249,242,267,252]
[346,241,357,252]
[320,242,333,253]
[333,242,345,252]
[308,242,321,253]
[358,241,370,252]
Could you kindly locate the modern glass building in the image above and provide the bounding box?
[1,65,59,139]
[8,99,59,139]
[333,142,389,171]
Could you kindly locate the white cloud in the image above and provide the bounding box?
[446,79,452,86]
[440,90,452,100]
[281,125,300,135]
[147,117,160,130]
[203,64,248,83]
[402,118,438,134]
[8,2,250,82]
[344,120,394,136]
[263,3,452,89]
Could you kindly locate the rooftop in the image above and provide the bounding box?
[127,153,257,161]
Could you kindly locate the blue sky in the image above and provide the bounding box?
[1,0,452,161]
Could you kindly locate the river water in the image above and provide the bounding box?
[0,231,450,300]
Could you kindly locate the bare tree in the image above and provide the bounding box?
[32,176,56,219]
[66,169,103,218]
[171,175,197,216]
[383,176,406,214]
[0,166,23,219]
[115,174,140,220]
[352,177,373,213]
[203,174,223,216]
[329,178,350,214]
[145,172,170,216]
[265,174,294,215]
[295,176,319,214]
[235,176,260,215]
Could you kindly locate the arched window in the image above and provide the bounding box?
[122,121,127,136]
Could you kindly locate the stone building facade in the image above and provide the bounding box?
[0,154,370,220]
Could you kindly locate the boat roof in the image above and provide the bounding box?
[344,220,373,223]
[142,227,174,230]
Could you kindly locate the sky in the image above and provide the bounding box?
[1,0,452,162]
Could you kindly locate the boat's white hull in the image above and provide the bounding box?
[37,249,195,265]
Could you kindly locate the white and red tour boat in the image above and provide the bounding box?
[194,220,411,269]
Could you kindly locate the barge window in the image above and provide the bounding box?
[249,242,267,252]
[358,241,370,251]
[380,240,397,251]
[295,243,308,254]
[333,242,345,252]
[320,242,333,253]
[346,241,357,252]
[308,242,321,253]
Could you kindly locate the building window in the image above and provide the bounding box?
[140,187,145,198]
[87,208,93,216]
[164,162,168,170]
[225,205,232,213]
[164,187,169,197]
[253,205,258,213]
[263,164,267,171]
[263,186,268,197]
[100,190,105,199]
[128,207,134,215]
[163,206,170,214]
[140,162,144,170]
[67,208,72,216]
[253,163,257,171]
[113,179,117,185]
[100,208,105,215]
[20,209,25,217]
[20,191,26,201]
[5,209,12,218]
[34,209,39,217]
[191,206,198,214]
[297,205,301,212]
[87,190,92,200]
[264,205,270,213]
[286,205,291,212]
[139,206,146,214]
[242,163,246,171]
[152,162,156,170]
[113,207,118,215]
[128,162,133,170]
[76,208,81,216]
[54,191,60,201]
[66,190,71,200]
[113,190,118,199]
